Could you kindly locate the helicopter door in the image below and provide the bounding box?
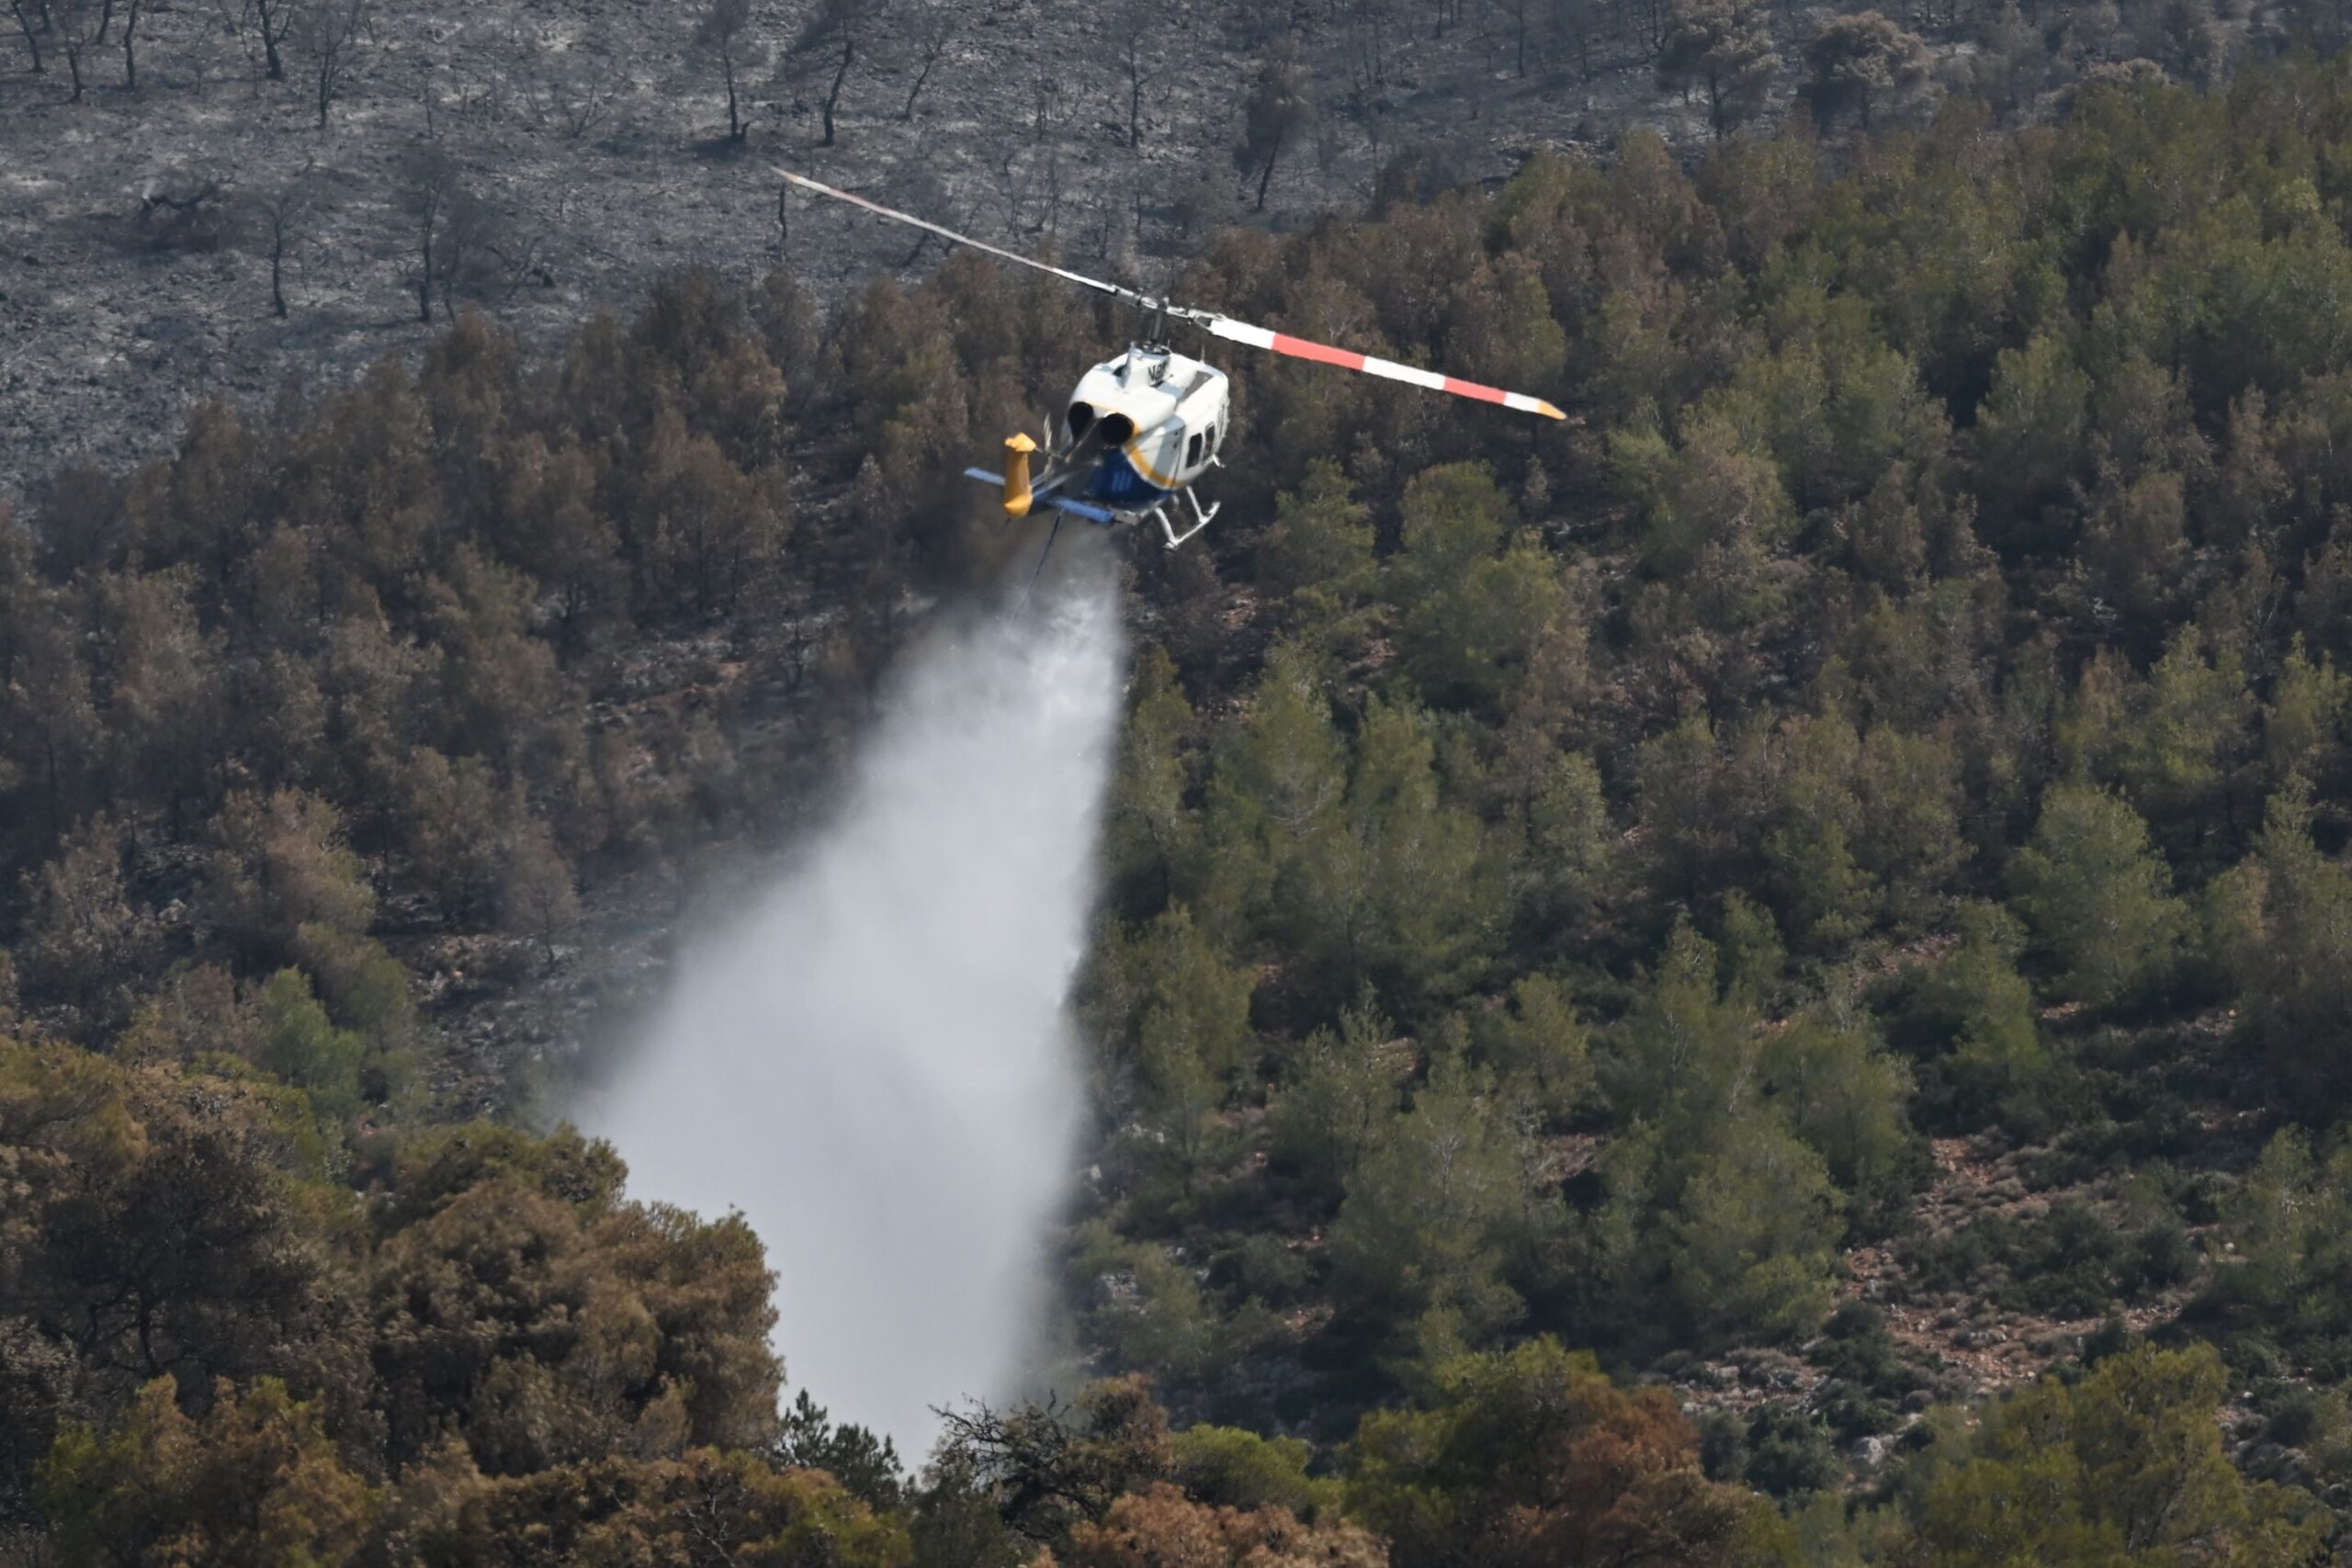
[1186,430,1204,469]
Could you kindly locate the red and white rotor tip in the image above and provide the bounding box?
[1207,319,1566,420]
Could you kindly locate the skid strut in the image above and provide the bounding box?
[1158,488,1218,549]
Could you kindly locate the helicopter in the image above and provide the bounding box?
[775,169,1566,570]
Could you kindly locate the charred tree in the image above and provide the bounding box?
[299,0,369,129]
[1235,31,1314,212]
[1110,0,1154,146]
[791,0,864,147]
[9,0,47,74]
[118,0,139,85]
[52,0,98,99]
[902,14,951,119]
[250,168,316,318]
[695,0,752,141]
[400,145,458,325]
[239,0,297,81]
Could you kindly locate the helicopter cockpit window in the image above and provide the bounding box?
[1187,431,1204,468]
[1068,402,1095,441]
[1207,423,1220,453]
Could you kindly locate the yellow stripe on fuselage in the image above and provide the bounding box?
[1123,439,1181,490]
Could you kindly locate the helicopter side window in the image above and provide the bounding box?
[1068,402,1095,441]
[1186,431,1204,468]
[1207,423,1220,454]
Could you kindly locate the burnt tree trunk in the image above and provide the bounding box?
[820,32,852,145]
[256,0,285,79]
[1254,126,1283,210]
[9,0,44,73]
[1125,45,1145,146]
[903,45,938,118]
[416,218,435,323]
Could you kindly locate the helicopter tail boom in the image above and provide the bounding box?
[960,468,1119,525]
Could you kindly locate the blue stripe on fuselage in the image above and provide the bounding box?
[1089,452,1168,504]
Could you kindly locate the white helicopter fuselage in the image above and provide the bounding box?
[1063,347,1229,510]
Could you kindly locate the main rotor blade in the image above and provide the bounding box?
[778,167,1565,422]
[1207,317,1567,421]
[775,168,1214,326]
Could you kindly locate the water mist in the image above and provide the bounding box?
[576,566,1125,1455]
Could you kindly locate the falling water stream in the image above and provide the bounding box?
[576,565,1125,1454]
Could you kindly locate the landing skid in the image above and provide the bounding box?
[964,467,1219,612]
[1146,487,1218,549]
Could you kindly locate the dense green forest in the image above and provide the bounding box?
[26,49,2352,1566]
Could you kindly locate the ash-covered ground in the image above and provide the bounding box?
[0,0,1721,502]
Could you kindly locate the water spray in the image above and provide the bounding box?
[577,566,1125,1453]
